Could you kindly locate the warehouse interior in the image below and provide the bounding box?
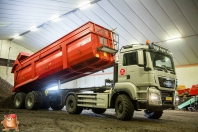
[0,0,198,88]
[0,0,198,131]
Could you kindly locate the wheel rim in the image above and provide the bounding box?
[69,100,74,108]
[118,102,123,114]
[27,97,33,107]
[15,96,20,106]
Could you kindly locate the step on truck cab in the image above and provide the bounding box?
[11,22,177,121]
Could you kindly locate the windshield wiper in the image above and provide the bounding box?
[157,65,175,74]
[165,67,175,74]
[155,66,167,72]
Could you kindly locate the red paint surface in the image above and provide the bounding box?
[11,22,116,92]
[120,68,126,75]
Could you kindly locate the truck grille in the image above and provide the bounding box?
[158,76,175,88]
[161,91,174,105]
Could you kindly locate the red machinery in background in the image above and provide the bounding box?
[177,84,198,97]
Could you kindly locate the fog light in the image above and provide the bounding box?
[176,96,179,101]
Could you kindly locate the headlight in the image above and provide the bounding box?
[150,93,160,101]
[149,92,161,105]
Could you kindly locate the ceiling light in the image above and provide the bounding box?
[30,27,38,31]
[79,3,91,10]
[166,38,181,42]
[52,17,61,22]
[13,35,21,39]
[50,15,60,21]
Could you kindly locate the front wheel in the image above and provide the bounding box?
[66,95,83,114]
[144,110,163,119]
[115,94,134,121]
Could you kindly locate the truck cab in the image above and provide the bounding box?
[112,42,176,119]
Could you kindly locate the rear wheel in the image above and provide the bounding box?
[66,95,83,114]
[144,110,163,119]
[14,92,26,109]
[41,100,50,109]
[25,91,43,110]
[115,94,134,120]
[50,100,64,110]
[92,108,106,114]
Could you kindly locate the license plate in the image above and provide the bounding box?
[166,97,172,101]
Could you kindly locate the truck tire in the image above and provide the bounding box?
[41,101,50,109]
[66,95,83,114]
[115,94,134,120]
[14,92,26,109]
[25,92,42,110]
[50,100,64,110]
[144,110,163,119]
[92,108,106,114]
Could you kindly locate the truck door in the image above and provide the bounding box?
[117,53,128,82]
[123,51,149,87]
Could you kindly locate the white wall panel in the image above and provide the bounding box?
[23,34,44,49]
[175,39,198,64]
[124,0,170,41]
[0,40,34,84]
[74,11,90,22]
[157,0,195,36]
[38,28,59,43]
[185,36,198,58]
[91,3,137,44]
[176,66,198,88]
[173,58,180,66]
[25,34,47,48]
[110,0,158,43]
[49,22,70,36]
[61,80,77,89]
[79,4,130,47]
[98,0,143,43]
[61,16,79,30]
[175,0,198,34]
[67,13,86,26]
[51,21,71,34]
[141,0,181,39]
[162,41,189,65]
[13,38,38,52]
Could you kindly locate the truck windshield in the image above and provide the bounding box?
[150,51,174,72]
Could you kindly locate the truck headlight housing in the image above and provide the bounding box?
[149,92,161,105]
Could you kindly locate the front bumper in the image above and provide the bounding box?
[147,87,175,111]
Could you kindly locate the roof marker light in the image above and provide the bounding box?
[146,40,150,45]
[13,35,20,39]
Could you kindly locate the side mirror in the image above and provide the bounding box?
[137,50,144,66]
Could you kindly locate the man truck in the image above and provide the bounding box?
[11,22,177,120]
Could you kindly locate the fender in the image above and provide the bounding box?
[114,82,138,100]
[65,92,77,100]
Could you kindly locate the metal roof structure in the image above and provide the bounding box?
[0,0,198,66]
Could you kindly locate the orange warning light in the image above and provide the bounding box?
[146,40,150,45]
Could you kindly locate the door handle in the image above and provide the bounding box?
[127,75,130,79]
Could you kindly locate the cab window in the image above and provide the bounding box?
[123,51,137,66]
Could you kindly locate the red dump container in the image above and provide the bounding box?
[11,22,118,92]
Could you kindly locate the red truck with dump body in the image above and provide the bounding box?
[12,21,177,121]
[11,22,118,92]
